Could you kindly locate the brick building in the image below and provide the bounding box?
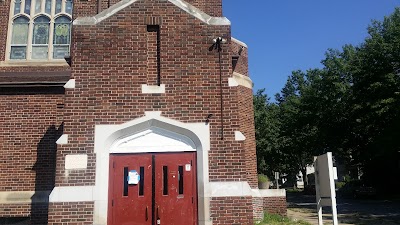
[0,0,286,224]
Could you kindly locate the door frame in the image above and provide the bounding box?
[93,112,210,225]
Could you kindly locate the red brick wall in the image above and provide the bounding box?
[231,40,257,188]
[98,0,223,18]
[252,197,264,222]
[185,0,223,17]
[238,86,258,188]
[230,40,249,76]
[0,0,264,224]
[263,196,287,216]
[210,197,253,225]
[57,0,244,188]
[73,1,97,18]
[0,0,10,62]
[48,202,94,225]
[0,202,53,224]
[0,91,64,192]
[0,204,30,217]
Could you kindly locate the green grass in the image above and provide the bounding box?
[257,213,311,225]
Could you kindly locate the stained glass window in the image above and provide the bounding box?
[55,0,62,14]
[10,17,29,59]
[14,0,22,15]
[53,16,71,58]
[35,0,42,14]
[32,16,50,59]
[9,0,73,60]
[66,0,73,15]
[33,16,50,44]
[54,17,70,45]
[45,0,52,14]
[11,17,29,45]
[24,0,31,15]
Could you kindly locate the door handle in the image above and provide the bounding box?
[156,206,161,224]
[145,206,148,221]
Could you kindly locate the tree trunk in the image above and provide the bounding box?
[301,167,308,186]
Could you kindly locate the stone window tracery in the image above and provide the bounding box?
[8,0,73,60]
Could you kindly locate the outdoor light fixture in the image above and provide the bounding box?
[213,37,227,44]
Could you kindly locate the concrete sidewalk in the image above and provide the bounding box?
[287,203,400,225]
[288,208,352,225]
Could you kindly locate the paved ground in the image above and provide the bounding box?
[286,192,400,225]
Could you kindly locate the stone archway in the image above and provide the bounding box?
[92,111,211,225]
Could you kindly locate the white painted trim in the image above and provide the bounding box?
[231,37,248,48]
[56,134,68,144]
[259,189,286,197]
[234,131,246,141]
[64,79,75,89]
[251,188,262,198]
[110,127,196,153]
[141,84,166,94]
[65,154,88,170]
[0,191,50,204]
[0,60,68,67]
[48,182,268,201]
[210,181,252,197]
[228,77,239,87]
[49,186,94,202]
[232,72,253,89]
[73,0,230,26]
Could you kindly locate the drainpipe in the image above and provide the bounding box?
[210,37,227,140]
[97,0,101,14]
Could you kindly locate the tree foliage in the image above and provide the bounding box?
[255,8,400,191]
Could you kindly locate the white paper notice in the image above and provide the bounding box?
[128,170,140,185]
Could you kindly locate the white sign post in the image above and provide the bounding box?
[274,172,280,189]
[314,152,338,225]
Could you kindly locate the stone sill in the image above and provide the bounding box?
[0,60,69,67]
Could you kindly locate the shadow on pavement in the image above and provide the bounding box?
[286,191,400,225]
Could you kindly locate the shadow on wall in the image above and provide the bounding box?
[30,123,63,225]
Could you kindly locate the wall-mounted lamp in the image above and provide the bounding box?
[213,37,227,44]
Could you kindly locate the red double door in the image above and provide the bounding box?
[108,152,197,225]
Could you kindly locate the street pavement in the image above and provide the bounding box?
[286,191,400,225]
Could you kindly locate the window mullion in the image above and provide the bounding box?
[49,20,54,60]
[51,0,56,16]
[42,0,45,13]
[61,0,65,14]
[32,0,36,15]
[21,0,25,16]
[27,20,34,60]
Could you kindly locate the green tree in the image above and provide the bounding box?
[254,89,282,177]
[255,8,400,192]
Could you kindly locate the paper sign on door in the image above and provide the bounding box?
[128,170,140,185]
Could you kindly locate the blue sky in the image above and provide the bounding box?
[223,1,399,99]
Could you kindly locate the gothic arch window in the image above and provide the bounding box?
[8,0,73,60]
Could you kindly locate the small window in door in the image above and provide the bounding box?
[123,167,128,196]
[163,166,168,195]
[139,166,144,196]
[178,166,184,195]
